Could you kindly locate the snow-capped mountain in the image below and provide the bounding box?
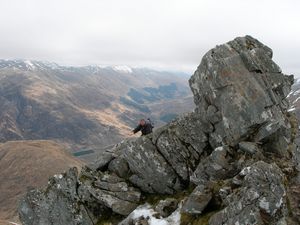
[0,59,138,74]
[0,59,60,71]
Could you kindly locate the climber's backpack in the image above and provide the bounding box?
[147,118,154,130]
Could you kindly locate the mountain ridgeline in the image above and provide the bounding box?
[0,61,194,157]
[18,36,300,225]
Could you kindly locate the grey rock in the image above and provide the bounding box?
[78,169,141,216]
[108,157,129,178]
[189,35,293,149]
[19,168,93,225]
[254,121,283,142]
[87,151,115,171]
[239,141,259,154]
[219,186,232,202]
[85,187,139,216]
[152,113,209,182]
[209,161,287,225]
[93,106,210,196]
[155,198,178,218]
[100,172,125,183]
[206,105,222,124]
[191,146,232,185]
[94,180,129,192]
[181,185,212,215]
[119,137,180,194]
[258,124,292,157]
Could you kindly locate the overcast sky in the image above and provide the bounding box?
[0,0,299,74]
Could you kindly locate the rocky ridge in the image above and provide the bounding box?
[18,36,300,225]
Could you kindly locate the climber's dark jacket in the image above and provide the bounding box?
[133,121,153,136]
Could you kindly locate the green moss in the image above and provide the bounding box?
[180,211,217,225]
[78,174,89,183]
[95,213,123,225]
[180,213,194,225]
[286,195,293,217]
[96,221,112,225]
[208,179,231,195]
[179,182,224,225]
[287,112,299,142]
[143,184,196,206]
[143,193,169,206]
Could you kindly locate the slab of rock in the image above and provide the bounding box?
[209,161,287,225]
[239,141,259,154]
[86,151,115,171]
[152,112,210,182]
[155,198,179,218]
[78,170,141,216]
[117,136,180,194]
[108,157,129,178]
[191,146,232,185]
[85,187,139,216]
[181,185,212,215]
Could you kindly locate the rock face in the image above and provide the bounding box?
[210,161,287,225]
[189,35,293,150]
[19,36,300,225]
[19,168,92,225]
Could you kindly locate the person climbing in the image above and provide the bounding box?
[132,118,154,136]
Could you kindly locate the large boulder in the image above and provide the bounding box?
[18,36,299,225]
[181,185,212,215]
[117,112,210,194]
[18,168,93,225]
[209,161,287,225]
[190,35,293,150]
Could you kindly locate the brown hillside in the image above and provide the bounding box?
[0,140,83,223]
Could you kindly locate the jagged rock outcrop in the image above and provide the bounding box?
[190,36,293,151]
[19,168,93,225]
[210,161,287,225]
[19,36,300,225]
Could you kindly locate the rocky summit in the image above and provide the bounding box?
[18,36,300,225]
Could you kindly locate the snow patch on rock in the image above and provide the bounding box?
[121,203,181,225]
[113,65,132,73]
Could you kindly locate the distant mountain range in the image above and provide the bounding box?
[0,59,194,157]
